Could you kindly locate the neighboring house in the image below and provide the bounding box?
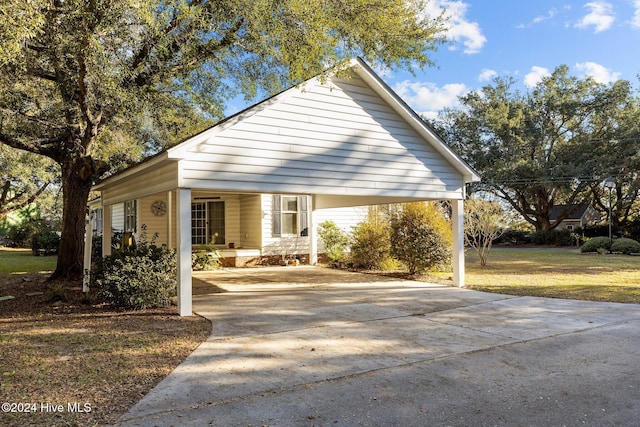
[550,204,600,231]
[87,58,480,316]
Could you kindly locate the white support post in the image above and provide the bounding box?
[82,210,95,293]
[166,190,173,249]
[176,188,192,316]
[451,199,465,288]
[308,196,318,265]
[102,205,112,257]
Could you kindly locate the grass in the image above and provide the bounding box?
[0,248,57,278]
[0,247,211,427]
[462,247,640,303]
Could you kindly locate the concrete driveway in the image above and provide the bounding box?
[116,266,640,426]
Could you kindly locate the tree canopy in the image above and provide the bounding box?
[435,66,640,231]
[0,0,447,279]
[0,145,58,220]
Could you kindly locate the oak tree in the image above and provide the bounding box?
[436,66,639,231]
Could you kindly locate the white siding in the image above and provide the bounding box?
[314,206,367,253]
[180,74,463,199]
[314,206,367,235]
[111,203,124,232]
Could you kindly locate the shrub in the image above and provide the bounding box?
[496,229,531,245]
[580,236,611,253]
[531,229,573,246]
[610,238,640,255]
[31,229,60,255]
[94,226,176,309]
[318,220,350,263]
[192,248,221,270]
[350,211,392,269]
[391,202,452,274]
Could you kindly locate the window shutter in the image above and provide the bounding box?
[272,195,281,237]
[299,195,308,236]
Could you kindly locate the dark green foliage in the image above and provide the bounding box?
[390,202,451,274]
[350,214,391,270]
[318,220,350,263]
[531,229,573,246]
[46,285,67,303]
[94,226,176,309]
[31,229,60,255]
[580,236,612,253]
[496,229,531,245]
[610,238,640,255]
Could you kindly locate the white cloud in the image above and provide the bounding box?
[632,0,640,28]
[426,1,487,54]
[478,68,498,82]
[575,1,615,33]
[533,8,558,24]
[394,80,468,119]
[574,62,621,83]
[524,66,551,88]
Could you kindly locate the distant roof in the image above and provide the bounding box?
[549,204,592,221]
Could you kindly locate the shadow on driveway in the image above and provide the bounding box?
[116,266,640,426]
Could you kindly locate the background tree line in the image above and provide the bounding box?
[432,66,640,234]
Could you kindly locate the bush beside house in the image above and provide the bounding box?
[93,227,176,309]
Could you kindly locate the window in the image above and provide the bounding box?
[124,200,137,232]
[272,195,308,237]
[281,196,298,235]
[93,208,103,235]
[192,201,225,245]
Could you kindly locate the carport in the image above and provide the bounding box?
[90,58,480,316]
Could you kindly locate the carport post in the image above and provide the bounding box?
[309,195,318,265]
[176,188,193,316]
[451,199,465,287]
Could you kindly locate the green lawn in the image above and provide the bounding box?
[463,247,640,304]
[0,247,57,279]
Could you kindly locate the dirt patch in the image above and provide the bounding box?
[0,275,211,426]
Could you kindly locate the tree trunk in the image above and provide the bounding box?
[49,157,94,281]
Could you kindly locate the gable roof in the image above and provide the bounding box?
[95,58,479,192]
[549,204,593,221]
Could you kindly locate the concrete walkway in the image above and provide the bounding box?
[116,266,640,426]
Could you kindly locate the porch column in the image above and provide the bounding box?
[176,188,192,316]
[166,190,173,249]
[82,210,95,292]
[451,199,465,287]
[102,205,112,257]
[308,196,318,265]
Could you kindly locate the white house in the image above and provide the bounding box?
[88,58,480,316]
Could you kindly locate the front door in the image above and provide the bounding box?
[192,201,225,245]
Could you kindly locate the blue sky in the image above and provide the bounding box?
[391,0,640,119]
[224,1,640,118]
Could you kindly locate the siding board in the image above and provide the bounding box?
[181,73,463,198]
